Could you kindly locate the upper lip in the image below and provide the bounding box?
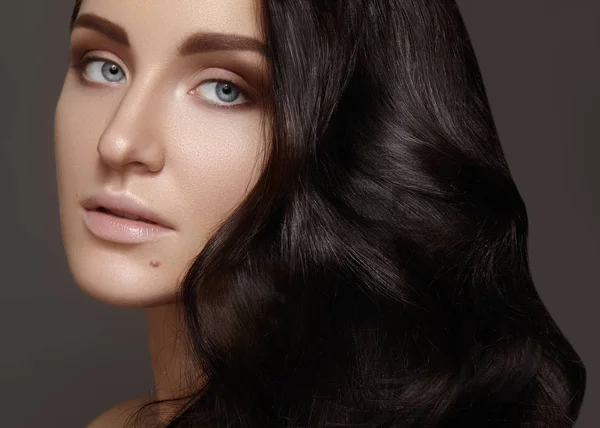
[82,192,175,230]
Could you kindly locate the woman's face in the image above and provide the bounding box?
[54,0,269,307]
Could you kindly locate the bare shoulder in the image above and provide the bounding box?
[87,395,154,428]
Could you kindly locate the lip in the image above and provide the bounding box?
[81,192,176,244]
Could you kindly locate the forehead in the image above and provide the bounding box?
[77,0,264,47]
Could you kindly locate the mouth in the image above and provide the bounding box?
[81,192,175,230]
[82,205,175,244]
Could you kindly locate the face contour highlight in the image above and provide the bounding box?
[54,0,269,307]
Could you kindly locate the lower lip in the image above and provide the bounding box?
[82,209,175,244]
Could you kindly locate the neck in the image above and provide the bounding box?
[145,302,202,422]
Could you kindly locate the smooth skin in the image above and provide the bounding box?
[54,0,269,425]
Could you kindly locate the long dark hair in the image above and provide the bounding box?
[69,1,586,427]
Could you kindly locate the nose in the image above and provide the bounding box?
[97,79,166,174]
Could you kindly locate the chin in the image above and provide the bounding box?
[70,259,180,308]
[62,235,186,309]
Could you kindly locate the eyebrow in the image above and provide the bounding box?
[70,13,267,58]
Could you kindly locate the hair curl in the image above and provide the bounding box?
[70,0,586,427]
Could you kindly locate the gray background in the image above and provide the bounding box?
[0,0,597,426]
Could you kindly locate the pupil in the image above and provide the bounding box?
[101,62,123,82]
[216,82,239,103]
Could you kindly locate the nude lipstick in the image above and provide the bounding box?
[81,193,175,244]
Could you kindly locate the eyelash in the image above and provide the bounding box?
[74,55,252,110]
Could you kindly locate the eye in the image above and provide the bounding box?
[194,80,251,109]
[79,56,126,84]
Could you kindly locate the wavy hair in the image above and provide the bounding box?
[69,0,586,427]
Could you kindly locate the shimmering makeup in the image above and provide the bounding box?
[55,0,270,308]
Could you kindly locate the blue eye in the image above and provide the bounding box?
[80,57,125,84]
[196,80,249,108]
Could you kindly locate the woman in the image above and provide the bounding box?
[55,0,586,427]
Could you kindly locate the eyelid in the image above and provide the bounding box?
[191,67,257,100]
[79,52,125,73]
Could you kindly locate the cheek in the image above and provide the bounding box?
[54,86,111,177]
[170,108,266,232]
[54,92,84,195]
